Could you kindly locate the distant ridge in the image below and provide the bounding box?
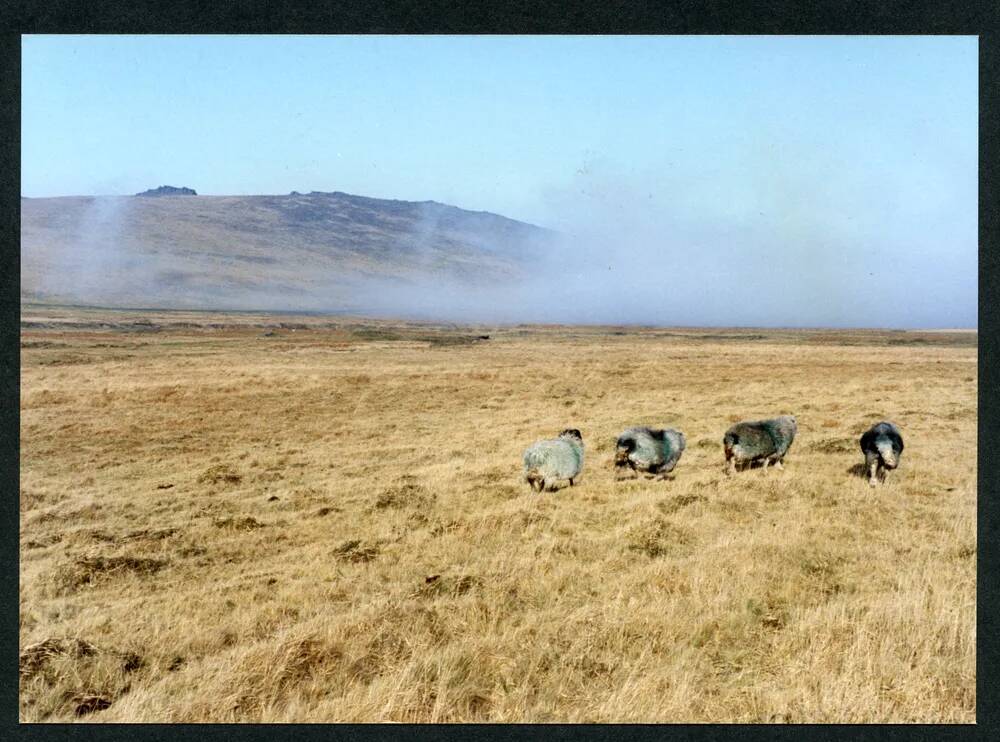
[21,189,560,313]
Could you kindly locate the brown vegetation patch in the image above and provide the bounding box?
[20,488,48,510]
[124,527,178,542]
[20,638,98,679]
[374,482,435,510]
[626,517,694,558]
[20,636,144,720]
[213,516,265,531]
[955,545,976,560]
[228,635,346,717]
[415,573,483,598]
[745,595,790,631]
[808,437,857,454]
[198,464,243,486]
[77,527,179,546]
[658,493,708,514]
[430,519,464,537]
[73,694,114,716]
[714,497,763,524]
[53,556,168,594]
[332,539,380,563]
[23,534,62,550]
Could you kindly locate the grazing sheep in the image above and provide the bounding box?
[523,429,585,492]
[723,415,797,474]
[860,421,904,486]
[614,427,686,480]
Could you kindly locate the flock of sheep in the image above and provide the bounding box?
[522,417,905,491]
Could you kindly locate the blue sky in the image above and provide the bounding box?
[22,35,978,327]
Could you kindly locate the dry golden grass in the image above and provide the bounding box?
[19,307,976,722]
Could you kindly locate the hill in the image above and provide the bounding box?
[20,191,560,313]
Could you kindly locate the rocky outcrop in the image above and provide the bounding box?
[135,185,197,197]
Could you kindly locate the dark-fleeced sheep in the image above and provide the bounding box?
[860,421,904,486]
[614,427,686,480]
[723,415,797,474]
[522,429,585,492]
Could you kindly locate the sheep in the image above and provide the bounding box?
[614,427,686,480]
[860,421,904,486]
[723,415,797,474]
[522,429,585,492]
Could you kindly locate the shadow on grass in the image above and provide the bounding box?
[846,463,882,482]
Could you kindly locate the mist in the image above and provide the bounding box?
[328,156,977,329]
[23,171,976,330]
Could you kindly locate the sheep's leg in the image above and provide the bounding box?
[726,457,736,476]
[774,459,783,471]
[568,477,575,486]
[868,460,879,487]
[761,458,770,473]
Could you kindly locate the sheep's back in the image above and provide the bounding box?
[761,416,797,456]
[523,439,584,478]
[618,427,665,466]
[618,427,685,471]
[724,422,777,459]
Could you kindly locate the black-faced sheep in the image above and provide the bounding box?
[860,421,904,486]
[614,427,686,480]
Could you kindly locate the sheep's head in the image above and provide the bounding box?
[559,428,583,443]
[877,438,899,468]
[614,436,635,466]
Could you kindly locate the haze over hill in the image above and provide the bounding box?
[20,190,563,318]
[21,37,977,329]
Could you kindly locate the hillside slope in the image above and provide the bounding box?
[20,191,559,312]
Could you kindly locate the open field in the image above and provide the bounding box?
[19,306,977,722]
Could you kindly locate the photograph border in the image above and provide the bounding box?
[2,1,996,739]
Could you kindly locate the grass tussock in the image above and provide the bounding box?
[626,516,694,558]
[213,516,265,532]
[51,556,168,595]
[332,540,380,563]
[374,481,435,510]
[19,637,145,718]
[19,314,976,722]
[198,465,243,486]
